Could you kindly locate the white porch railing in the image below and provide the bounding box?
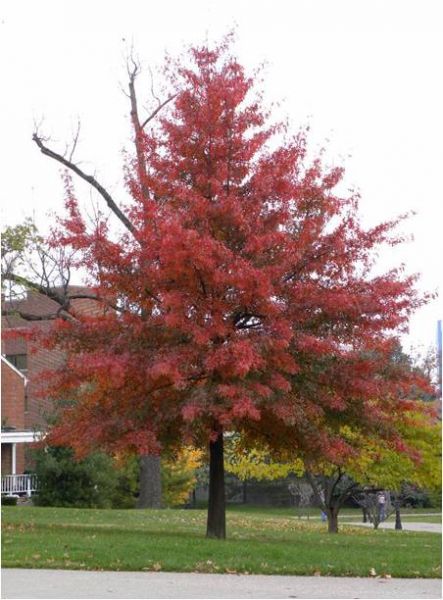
[1,474,38,497]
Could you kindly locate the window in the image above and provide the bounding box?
[5,354,28,373]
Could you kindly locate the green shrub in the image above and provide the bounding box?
[402,483,437,508]
[425,487,442,509]
[1,495,18,506]
[111,455,138,509]
[32,446,126,508]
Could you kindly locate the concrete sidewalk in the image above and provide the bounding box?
[294,513,442,521]
[342,521,442,533]
[1,569,441,599]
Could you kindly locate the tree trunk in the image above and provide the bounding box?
[395,505,403,530]
[362,507,368,523]
[136,454,162,508]
[327,508,339,533]
[206,427,226,539]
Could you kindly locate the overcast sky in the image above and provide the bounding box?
[1,0,441,353]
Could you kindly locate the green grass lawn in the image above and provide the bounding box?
[395,515,441,523]
[2,506,441,578]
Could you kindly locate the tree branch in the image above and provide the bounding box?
[68,120,81,162]
[337,481,359,507]
[140,93,177,129]
[4,272,66,305]
[32,133,137,236]
[193,265,208,297]
[128,63,150,201]
[328,468,343,504]
[305,471,326,511]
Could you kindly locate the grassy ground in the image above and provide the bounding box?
[2,506,441,578]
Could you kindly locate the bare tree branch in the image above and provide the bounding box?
[128,62,150,201]
[140,93,177,130]
[68,120,81,162]
[4,272,66,305]
[32,133,137,236]
[30,65,170,306]
[337,481,359,506]
[2,271,124,322]
[127,61,176,209]
[305,471,326,511]
[148,66,161,106]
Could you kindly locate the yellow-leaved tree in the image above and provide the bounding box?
[224,408,441,533]
[345,411,441,529]
[162,447,204,507]
[225,435,304,481]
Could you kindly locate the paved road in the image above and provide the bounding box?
[1,569,441,599]
[342,521,442,533]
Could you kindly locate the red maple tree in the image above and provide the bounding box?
[31,37,428,538]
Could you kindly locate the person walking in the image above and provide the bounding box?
[377,492,386,522]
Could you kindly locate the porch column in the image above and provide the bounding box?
[11,443,17,475]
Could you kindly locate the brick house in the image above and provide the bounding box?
[2,357,28,471]
[1,288,103,494]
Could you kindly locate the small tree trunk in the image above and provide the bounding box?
[327,508,339,533]
[206,427,226,539]
[362,507,368,523]
[136,454,162,508]
[395,505,403,530]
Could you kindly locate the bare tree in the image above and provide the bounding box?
[305,470,360,533]
[288,479,313,520]
[2,219,117,321]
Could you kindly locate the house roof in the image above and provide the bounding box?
[2,287,105,324]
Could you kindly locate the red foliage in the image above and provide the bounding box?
[38,38,429,461]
